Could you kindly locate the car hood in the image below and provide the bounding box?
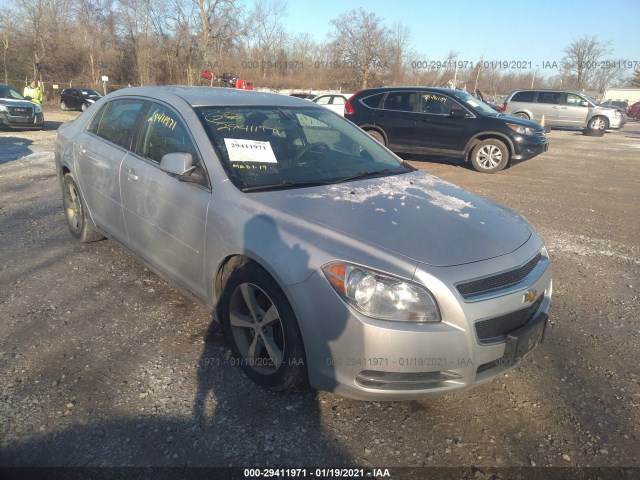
[0,98,36,107]
[500,114,544,129]
[253,171,532,267]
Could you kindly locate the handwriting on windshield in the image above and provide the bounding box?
[205,111,281,134]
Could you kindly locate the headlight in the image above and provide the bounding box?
[322,262,441,322]
[507,123,534,135]
[0,104,7,112]
[34,104,42,114]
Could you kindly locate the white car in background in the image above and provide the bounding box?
[312,93,353,116]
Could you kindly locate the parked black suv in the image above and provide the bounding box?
[345,87,549,173]
[60,88,102,111]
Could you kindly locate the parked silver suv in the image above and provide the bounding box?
[501,89,626,130]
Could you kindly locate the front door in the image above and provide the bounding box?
[119,102,211,298]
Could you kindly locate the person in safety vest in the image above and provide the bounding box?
[23,80,43,105]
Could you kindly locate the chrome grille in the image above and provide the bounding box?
[8,106,33,117]
[456,253,542,300]
[475,295,543,343]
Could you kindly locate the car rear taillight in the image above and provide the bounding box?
[500,102,507,112]
[345,90,360,115]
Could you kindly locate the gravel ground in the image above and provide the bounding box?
[0,108,639,474]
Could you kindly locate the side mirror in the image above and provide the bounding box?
[160,152,195,176]
[449,109,468,118]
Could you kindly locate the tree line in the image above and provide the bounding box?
[1,0,636,101]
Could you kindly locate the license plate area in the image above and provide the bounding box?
[503,312,547,364]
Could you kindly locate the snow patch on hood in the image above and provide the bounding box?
[294,173,475,216]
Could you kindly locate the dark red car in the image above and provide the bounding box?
[627,102,640,120]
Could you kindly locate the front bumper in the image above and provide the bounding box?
[0,111,44,129]
[511,133,549,161]
[287,241,552,401]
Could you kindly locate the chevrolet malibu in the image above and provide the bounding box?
[55,87,552,400]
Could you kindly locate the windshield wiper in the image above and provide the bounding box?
[241,180,333,192]
[335,168,405,184]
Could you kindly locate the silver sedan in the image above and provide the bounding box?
[55,86,552,400]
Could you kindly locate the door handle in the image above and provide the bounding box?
[125,168,139,182]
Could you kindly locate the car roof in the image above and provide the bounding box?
[107,86,310,108]
[356,86,464,95]
[508,88,584,95]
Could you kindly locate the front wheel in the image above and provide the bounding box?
[60,101,68,111]
[62,174,104,242]
[470,139,509,173]
[81,103,89,112]
[588,116,609,130]
[220,263,307,391]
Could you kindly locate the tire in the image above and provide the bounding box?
[470,139,509,173]
[60,101,68,111]
[366,130,386,145]
[62,174,104,243]
[81,103,89,112]
[588,116,609,130]
[514,112,530,119]
[220,263,307,391]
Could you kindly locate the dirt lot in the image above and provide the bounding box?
[0,107,639,474]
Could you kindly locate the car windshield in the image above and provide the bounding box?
[451,90,497,115]
[196,106,411,191]
[0,85,26,100]
[80,90,101,98]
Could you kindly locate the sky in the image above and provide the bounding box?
[283,0,640,78]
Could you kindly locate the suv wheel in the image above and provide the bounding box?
[470,139,509,173]
[81,103,89,112]
[60,101,68,111]
[588,116,609,130]
[366,130,386,145]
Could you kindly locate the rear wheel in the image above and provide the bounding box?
[366,130,386,145]
[62,174,104,243]
[81,102,89,112]
[60,101,68,111]
[470,139,509,173]
[514,112,530,119]
[220,263,307,391]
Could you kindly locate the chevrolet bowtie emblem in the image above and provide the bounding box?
[523,290,538,303]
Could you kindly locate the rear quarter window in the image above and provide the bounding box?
[512,91,535,102]
[360,93,385,108]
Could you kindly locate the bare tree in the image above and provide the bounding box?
[561,36,613,89]
[330,8,391,89]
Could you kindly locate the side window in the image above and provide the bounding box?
[331,96,346,105]
[536,92,563,104]
[360,93,385,109]
[421,93,459,115]
[383,91,417,112]
[87,99,144,148]
[512,91,535,102]
[565,93,584,106]
[314,96,330,105]
[135,103,208,186]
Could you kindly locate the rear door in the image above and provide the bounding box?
[374,90,419,150]
[120,101,211,298]
[73,98,145,242]
[535,91,563,126]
